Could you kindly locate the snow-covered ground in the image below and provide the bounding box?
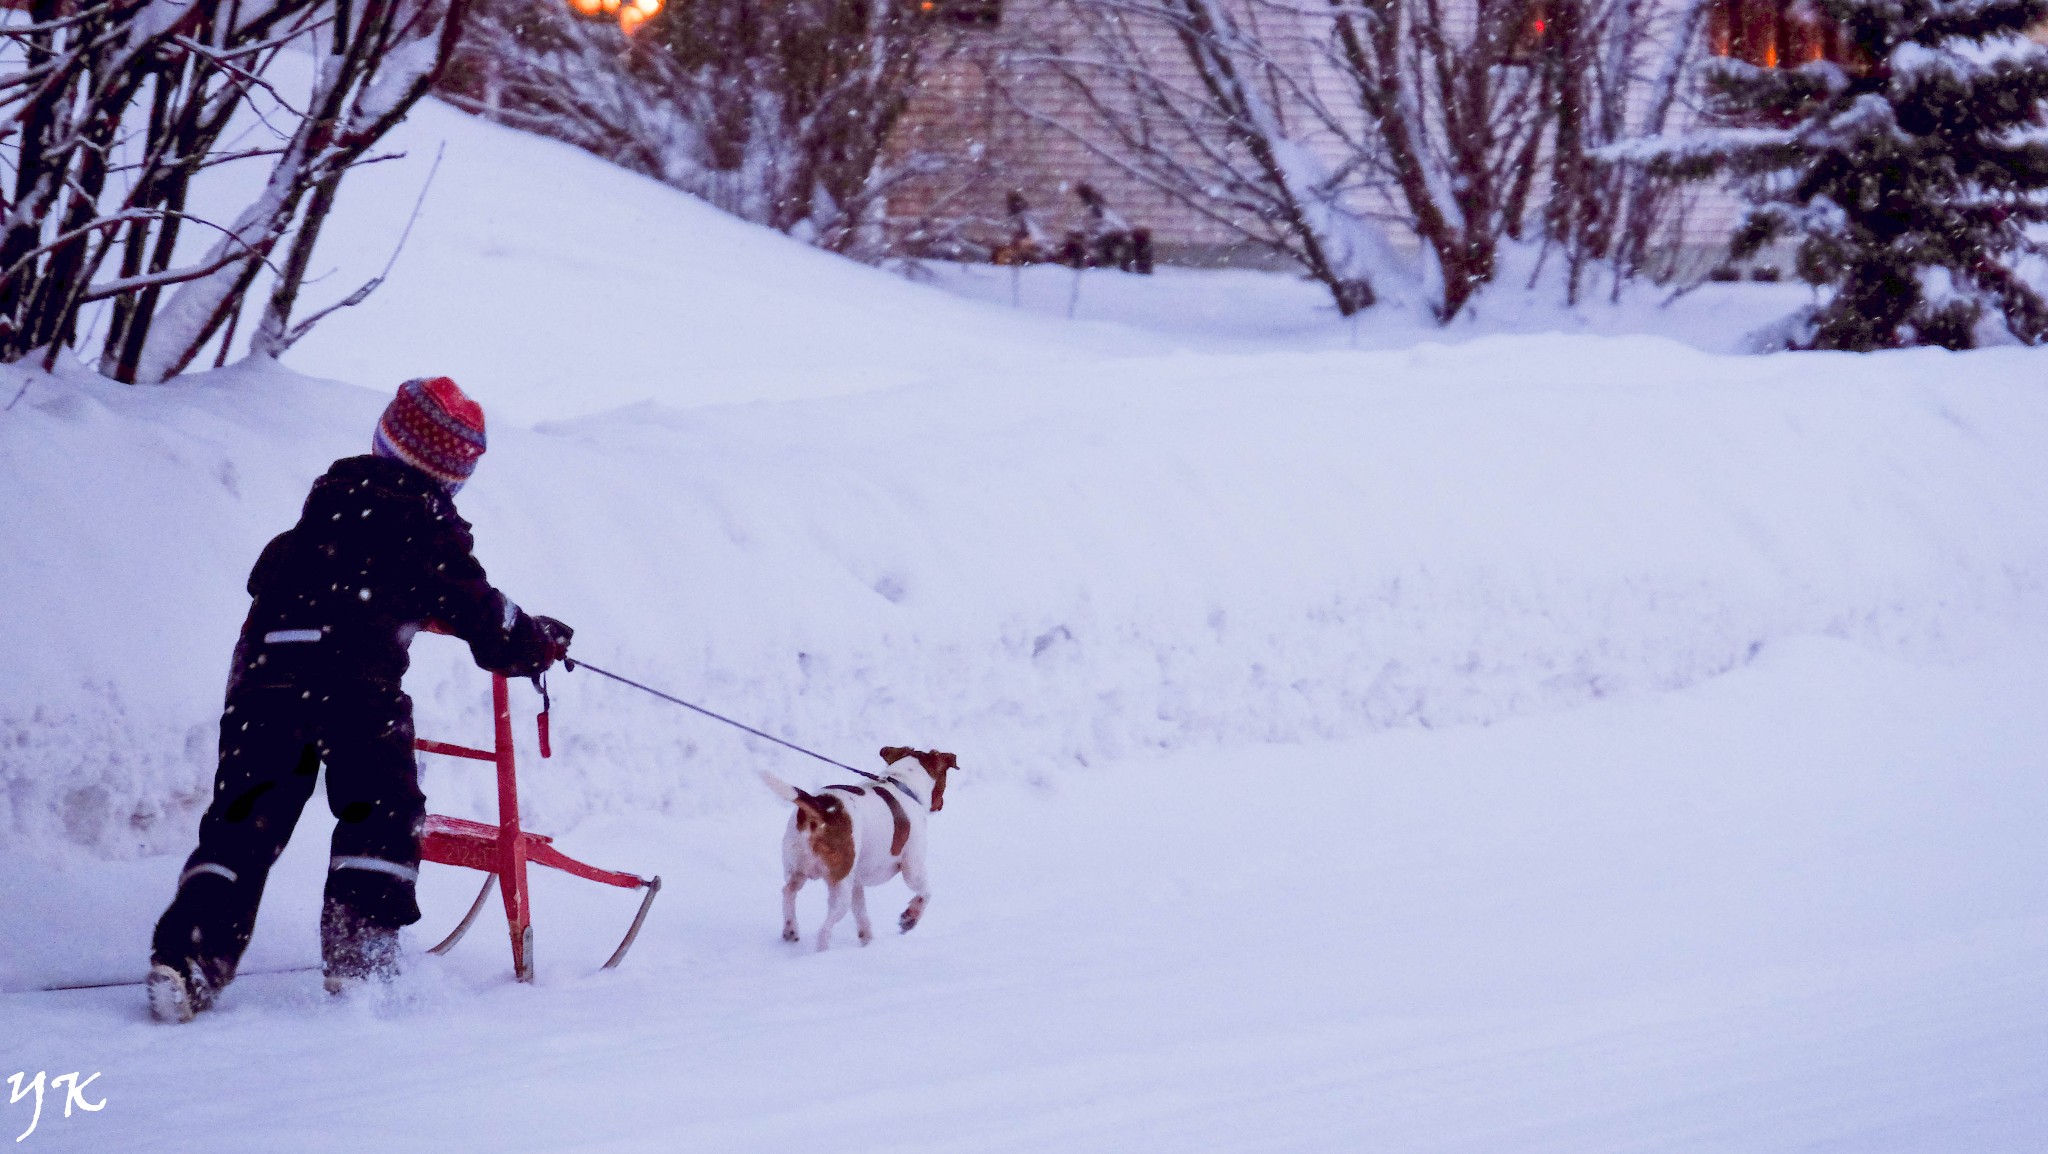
[9,638,2048,1151]
[4,90,2048,1152]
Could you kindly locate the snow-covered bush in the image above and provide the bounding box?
[436,1,728,203]
[441,0,951,259]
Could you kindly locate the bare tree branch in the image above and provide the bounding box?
[0,0,473,379]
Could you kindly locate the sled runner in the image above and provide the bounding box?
[415,670,660,982]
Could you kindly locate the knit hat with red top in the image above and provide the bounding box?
[371,376,486,492]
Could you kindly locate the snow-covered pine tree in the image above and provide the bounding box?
[1653,0,2048,349]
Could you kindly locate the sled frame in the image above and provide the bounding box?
[415,672,660,981]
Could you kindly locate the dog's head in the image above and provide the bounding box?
[879,745,960,811]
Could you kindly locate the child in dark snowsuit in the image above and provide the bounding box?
[148,376,571,1023]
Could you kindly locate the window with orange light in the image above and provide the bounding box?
[915,0,1001,28]
[566,0,664,34]
[1706,0,1847,67]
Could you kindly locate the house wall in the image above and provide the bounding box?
[886,0,1762,272]
[888,9,1267,262]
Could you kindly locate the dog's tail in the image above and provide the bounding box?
[759,770,801,804]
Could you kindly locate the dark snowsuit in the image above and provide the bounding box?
[152,455,557,985]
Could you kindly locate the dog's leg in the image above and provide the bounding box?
[781,872,806,943]
[898,853,931,933]
[851,884,873,945]
[817,880,851,952]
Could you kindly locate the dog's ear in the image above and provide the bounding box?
[921,750,958,812]
[879,745,916,765]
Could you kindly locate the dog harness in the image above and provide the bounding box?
[824,779,916,855]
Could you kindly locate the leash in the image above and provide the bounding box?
[563,657,886,783]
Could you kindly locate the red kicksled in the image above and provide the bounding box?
[413,670,661,982]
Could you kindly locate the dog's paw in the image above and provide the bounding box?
[899,901,925,933]
[781,924,799,943]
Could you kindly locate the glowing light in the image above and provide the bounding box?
[565,0,661,33]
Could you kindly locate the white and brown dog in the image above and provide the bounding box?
[761,745,958,951]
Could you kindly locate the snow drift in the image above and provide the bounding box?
[6,332,2048,859]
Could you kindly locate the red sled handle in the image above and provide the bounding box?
[534,673,552,759]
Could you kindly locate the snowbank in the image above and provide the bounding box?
[7,332,2048,858]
